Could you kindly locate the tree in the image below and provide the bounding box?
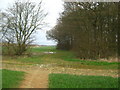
[1,1,47,55]
[47,2,118,60]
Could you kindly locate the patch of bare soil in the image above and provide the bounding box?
[99,58,119,62]
[20,69,49,88]
[49,67,118,77]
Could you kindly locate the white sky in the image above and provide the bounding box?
[0,0,64,45]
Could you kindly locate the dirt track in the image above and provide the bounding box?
[20,69,49,88]
[2,63,119,88]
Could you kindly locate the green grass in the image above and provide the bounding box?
[2,46,119,88]
[2,69,25,88]
[44,48,119,66]
[3,46,119,69]
[49,73,119,88]
[36,47,119,69]
[16,55,44,64]
[63,58,120,65]
[0,69,2,89]
[30,46,56,53]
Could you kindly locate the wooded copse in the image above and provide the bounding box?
[47,2,119,60]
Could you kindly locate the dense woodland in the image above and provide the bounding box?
[47,2,119,60]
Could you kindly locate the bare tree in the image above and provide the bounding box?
[1,1,47,55]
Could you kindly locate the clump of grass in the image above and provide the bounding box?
[49,73,119,88]
[2,69,25,88]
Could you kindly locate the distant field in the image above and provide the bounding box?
[30,46,56,52]
[2,69,25,88]
[49,73,119,88]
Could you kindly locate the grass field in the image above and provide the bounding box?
[49,73,119,88]
[30,46,56,52]
[2,46,119,88]
[2,69,25,88]
[3,46,119,69]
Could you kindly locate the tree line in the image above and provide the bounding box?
[47,2,119,60]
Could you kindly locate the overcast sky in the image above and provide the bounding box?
[0,0,64,45]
